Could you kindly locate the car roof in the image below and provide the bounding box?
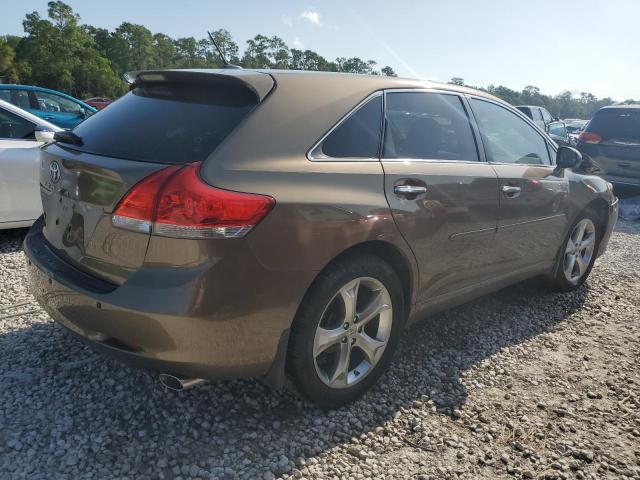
[0,84,97,111]
[0,98,62,131]
[130,68,508,106]
[599,104,640,110]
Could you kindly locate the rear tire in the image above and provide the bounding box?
[288,254,404,409]
[548,210,601,292]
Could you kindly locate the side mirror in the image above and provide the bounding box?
[556,146,582,169]
[34,125,56,143]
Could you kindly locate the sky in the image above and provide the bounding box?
[2,0,639,100]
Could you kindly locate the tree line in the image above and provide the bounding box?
[0,1,635,119]
[448,78,637,120]
[0,1,397,100]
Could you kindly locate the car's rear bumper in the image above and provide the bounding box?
[23,218,300,382]
[597,198,618,257]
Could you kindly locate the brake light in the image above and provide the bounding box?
[112,163,275,239]
[578,132,602,144]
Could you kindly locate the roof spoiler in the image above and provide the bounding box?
[123,69,274,102]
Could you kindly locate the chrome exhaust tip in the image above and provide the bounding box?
[159,373,206,391]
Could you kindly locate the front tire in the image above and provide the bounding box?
[288,254,404,408]
[548,210,601,292]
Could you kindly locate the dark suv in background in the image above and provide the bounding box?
[577,104,640,191]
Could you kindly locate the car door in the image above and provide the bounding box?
[32,90,87,129]
[0,106,43,224]
[468,97,569,273]
[381,90,499,303]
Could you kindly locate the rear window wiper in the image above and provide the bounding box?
[54,131,84,146]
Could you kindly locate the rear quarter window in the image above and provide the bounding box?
[68,82,258,164]
[311,95,383,159]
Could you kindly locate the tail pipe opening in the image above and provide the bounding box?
[159,373,206,391]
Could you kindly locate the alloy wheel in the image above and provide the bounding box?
[312,277,393,389]
[563,218,596,284]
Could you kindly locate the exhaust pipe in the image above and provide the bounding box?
[159,373,206,391]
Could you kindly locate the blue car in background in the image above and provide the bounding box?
[0,85,97,129]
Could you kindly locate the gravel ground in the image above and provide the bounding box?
[0,212,639,480]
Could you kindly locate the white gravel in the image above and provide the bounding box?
[0,208,639,480]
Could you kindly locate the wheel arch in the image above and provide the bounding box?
[261,239,416,390]
[321,240,414,316]
[582,198,610,238]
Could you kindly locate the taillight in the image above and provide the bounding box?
[112,163,275,239]
[578,132,602,144]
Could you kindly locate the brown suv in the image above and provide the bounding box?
[25,70,618,408]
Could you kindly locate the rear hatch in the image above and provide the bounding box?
[579,108,640,180]
[39,70,272,284]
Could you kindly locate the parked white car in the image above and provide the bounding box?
[0,99,60,229]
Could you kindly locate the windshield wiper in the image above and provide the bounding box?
[54,131,84,146]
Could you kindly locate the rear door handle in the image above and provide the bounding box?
[394,185,427,196]
[501,185,521,198]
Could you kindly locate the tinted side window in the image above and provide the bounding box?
[319,95,382,158]
[470,99,551,165]
[383,92,478,161]
[0,107,36,139]
[0,90,10,102]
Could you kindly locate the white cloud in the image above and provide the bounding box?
[300,10,322,26]
[281,15,293,27]
[292,37,305,49]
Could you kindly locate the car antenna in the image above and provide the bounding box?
[207,31,242,69]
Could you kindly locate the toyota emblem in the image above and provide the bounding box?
[50,161,61,183]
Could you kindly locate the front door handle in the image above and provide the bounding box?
[394,185,427,196]
[501,185,521,198]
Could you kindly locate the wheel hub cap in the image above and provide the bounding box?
[563,218,596,284]
[313,277,393,389]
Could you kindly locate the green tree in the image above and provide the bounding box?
[15,2,124,97]
[173,37,206,68]
[289,49,330,70]
[110,23,155,74]
[209,29,239,64]
[381,66,397,77]
[242,35,290,69]
[151,33,177,68]
[449,77,465,86]
[335,57,377,74]
[0,37,19,83]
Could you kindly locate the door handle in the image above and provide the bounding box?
[394,185,427,196]
[501,185,521,198]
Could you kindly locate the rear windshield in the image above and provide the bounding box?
[587,109,640,142]
[68,82,257,164]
